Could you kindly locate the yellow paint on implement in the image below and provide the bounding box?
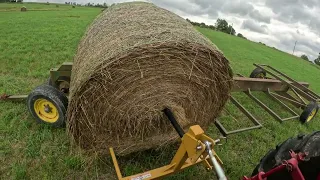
[34,99,59,123]
[256,73,265,78]
[109,125,223,180]
[307,108,317,122]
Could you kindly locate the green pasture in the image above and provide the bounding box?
[0,3,319,180]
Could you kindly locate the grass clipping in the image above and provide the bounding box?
[67,2,233,155]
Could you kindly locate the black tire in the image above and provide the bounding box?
[47,77,54,86]
[27,84,68,127]
[252,131,320,179]
[300,102,319,123]
[249,68,267,78]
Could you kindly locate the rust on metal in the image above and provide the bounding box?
[0,94,28,101]
[220,64,319,136]
[232,77,309,92]
[215,96,262,136]
[0,93,9,100]
[49,62,73,87]
[253,64,319,102]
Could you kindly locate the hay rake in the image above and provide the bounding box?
[215,64,320,136]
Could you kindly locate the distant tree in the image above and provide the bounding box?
[228,25,236,35]
[208,25,215,30]
[186,19,202,27]
[215,19,229,33]
[17,0,23,2]
[301,54,309,61]
[237,33,246,39]
[314,53,320,66]
[185,18,215,31]
[200,22,206,27]
[215,19,236,35]
[191,21,200,26]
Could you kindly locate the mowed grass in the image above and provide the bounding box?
[0,3,319,180]
[0,3,104,179]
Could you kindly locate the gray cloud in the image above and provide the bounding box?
[153,0,224,18]
[265,0,320,33]
[221,1,254,16]
[190,0,272,24]
[265,0,319,11]
[273,30,320,60]
[151,0,205,16]
[249,9,270,23]
[189,0,224,9]
[242,19,268,34]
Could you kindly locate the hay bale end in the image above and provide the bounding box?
[67,2,233,155]
[20,6,27,11]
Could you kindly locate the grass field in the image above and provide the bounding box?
[0,3,319,180]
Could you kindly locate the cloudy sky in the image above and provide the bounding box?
[26,0,320,61]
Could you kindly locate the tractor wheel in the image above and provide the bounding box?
[47,76,70,94]
[252,131,320,179]
[249,68,267,78]
[300,102,319,123]
[27,84,68,127]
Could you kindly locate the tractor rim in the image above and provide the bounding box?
[306,108,317,122]
[256,73,265,78]
[34,99,59,123]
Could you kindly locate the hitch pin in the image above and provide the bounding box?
[204,141,227,180]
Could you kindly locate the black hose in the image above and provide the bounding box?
[163,108,185,138]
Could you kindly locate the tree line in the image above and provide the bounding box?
[1,0,23,2]
[301,53,320,66]
[186,18,247,39]
[65,2,108,7]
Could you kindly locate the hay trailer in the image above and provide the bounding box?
[216,63,320,136]
[1,63,320,180]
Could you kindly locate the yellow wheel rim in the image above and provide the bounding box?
[33,98,59,123]
[256,73,265,78]
[306,108,317,122]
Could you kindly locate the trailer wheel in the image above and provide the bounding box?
[27,84,68,127]
[47,76,70,94]
[252,131,320,180]
[300,102,319,123]
[250,68,267,78]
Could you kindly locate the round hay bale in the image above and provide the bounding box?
[20,6,27,12]
[67,2,233,155]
